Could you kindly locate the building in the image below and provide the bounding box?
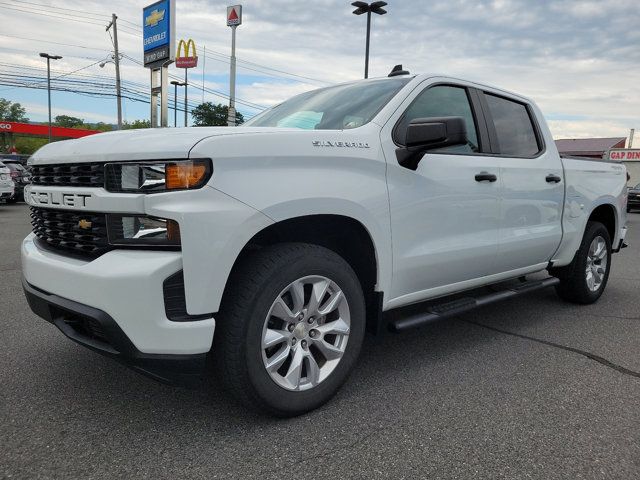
[555,137,627,159]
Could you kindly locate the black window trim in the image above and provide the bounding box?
[480,90,546,159]
[391,82,491,156]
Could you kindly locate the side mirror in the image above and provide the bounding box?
[397,116,468,170]
[405,116,467,150]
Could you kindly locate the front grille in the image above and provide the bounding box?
[30,207,109,257]
[30,163,104,188]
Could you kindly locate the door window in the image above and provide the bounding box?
[395,85,479,153]
[485,94,541,157]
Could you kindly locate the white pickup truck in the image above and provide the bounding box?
[22,70,628,416]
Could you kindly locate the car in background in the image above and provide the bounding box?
[0,161,15,203]
[628,183,640,212]
[1,159,30,202]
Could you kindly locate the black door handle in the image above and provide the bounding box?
[475,172,497,182]
[546,174,562,183]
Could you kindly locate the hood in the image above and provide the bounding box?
[29,126,300,165]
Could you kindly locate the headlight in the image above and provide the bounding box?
[107,214,181,247]
[105,159,212,193]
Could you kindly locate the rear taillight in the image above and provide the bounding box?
[10,172,17,178]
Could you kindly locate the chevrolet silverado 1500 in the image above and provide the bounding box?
[22,71,628,416]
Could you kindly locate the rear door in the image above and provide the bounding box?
[381,82,502,304]
[480,92,564,271]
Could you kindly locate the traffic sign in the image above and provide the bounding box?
[227,5,242,26]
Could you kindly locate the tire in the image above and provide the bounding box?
[551,221,612,304]
[214,243,366,417]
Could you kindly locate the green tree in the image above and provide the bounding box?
[86,122,113,132]
[122,119,151,129]
[15,137,48,155]
[54,115,85,128]
[0,98,28,122]
[0,98,28,152]
[191,102,244,126]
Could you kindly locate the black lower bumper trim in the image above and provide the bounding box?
[23,278,207,387]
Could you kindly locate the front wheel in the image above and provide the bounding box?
[215,243,366,416]
[551,221,612,304]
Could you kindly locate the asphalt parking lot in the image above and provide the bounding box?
[1,202,639,479]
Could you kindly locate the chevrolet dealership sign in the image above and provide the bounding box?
[143,0,175,67]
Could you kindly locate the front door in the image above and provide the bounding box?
[382,83,502,305]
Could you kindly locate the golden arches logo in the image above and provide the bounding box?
[175,39,198,68]
[177,38,197,58]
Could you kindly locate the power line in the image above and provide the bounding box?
[121,54,266,110]
[2,5,107,27]
[0,34,111,53]
[0,1,108,23]
[5,0,110,19]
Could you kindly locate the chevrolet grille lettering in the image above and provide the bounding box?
[28,190,92,208]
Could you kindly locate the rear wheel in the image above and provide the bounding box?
[215,243,366,416]
[551,221,612,304]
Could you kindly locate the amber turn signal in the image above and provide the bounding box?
[166,160,210,190]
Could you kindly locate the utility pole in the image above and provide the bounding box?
[106,14,123,129]
[39,52,62,143]
[630,128,635,149]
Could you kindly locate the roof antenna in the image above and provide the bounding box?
[388,65,409,77]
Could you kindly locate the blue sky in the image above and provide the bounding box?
[1,0,639,139]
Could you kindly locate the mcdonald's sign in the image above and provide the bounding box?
[175,39,198,68]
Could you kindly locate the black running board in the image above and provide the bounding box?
[389,277,560,333]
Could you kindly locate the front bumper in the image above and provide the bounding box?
[22,233,215,355]
[23,279,207,385]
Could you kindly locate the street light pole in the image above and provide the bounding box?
[184,69,188,127]
[351,1,387,79]
[39,52,62,143]
[170,80,186,127]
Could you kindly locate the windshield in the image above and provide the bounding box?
[244,77,412,130]
[634,183,640,189]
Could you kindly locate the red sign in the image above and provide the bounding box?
[175,39,198,68]
[227,5,242,26]
[0,122,100,139]
[609,149,640,161]
[175,57,198,68]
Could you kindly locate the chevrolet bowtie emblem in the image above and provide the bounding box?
[78,219,92,230]
[145,9,165,28]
